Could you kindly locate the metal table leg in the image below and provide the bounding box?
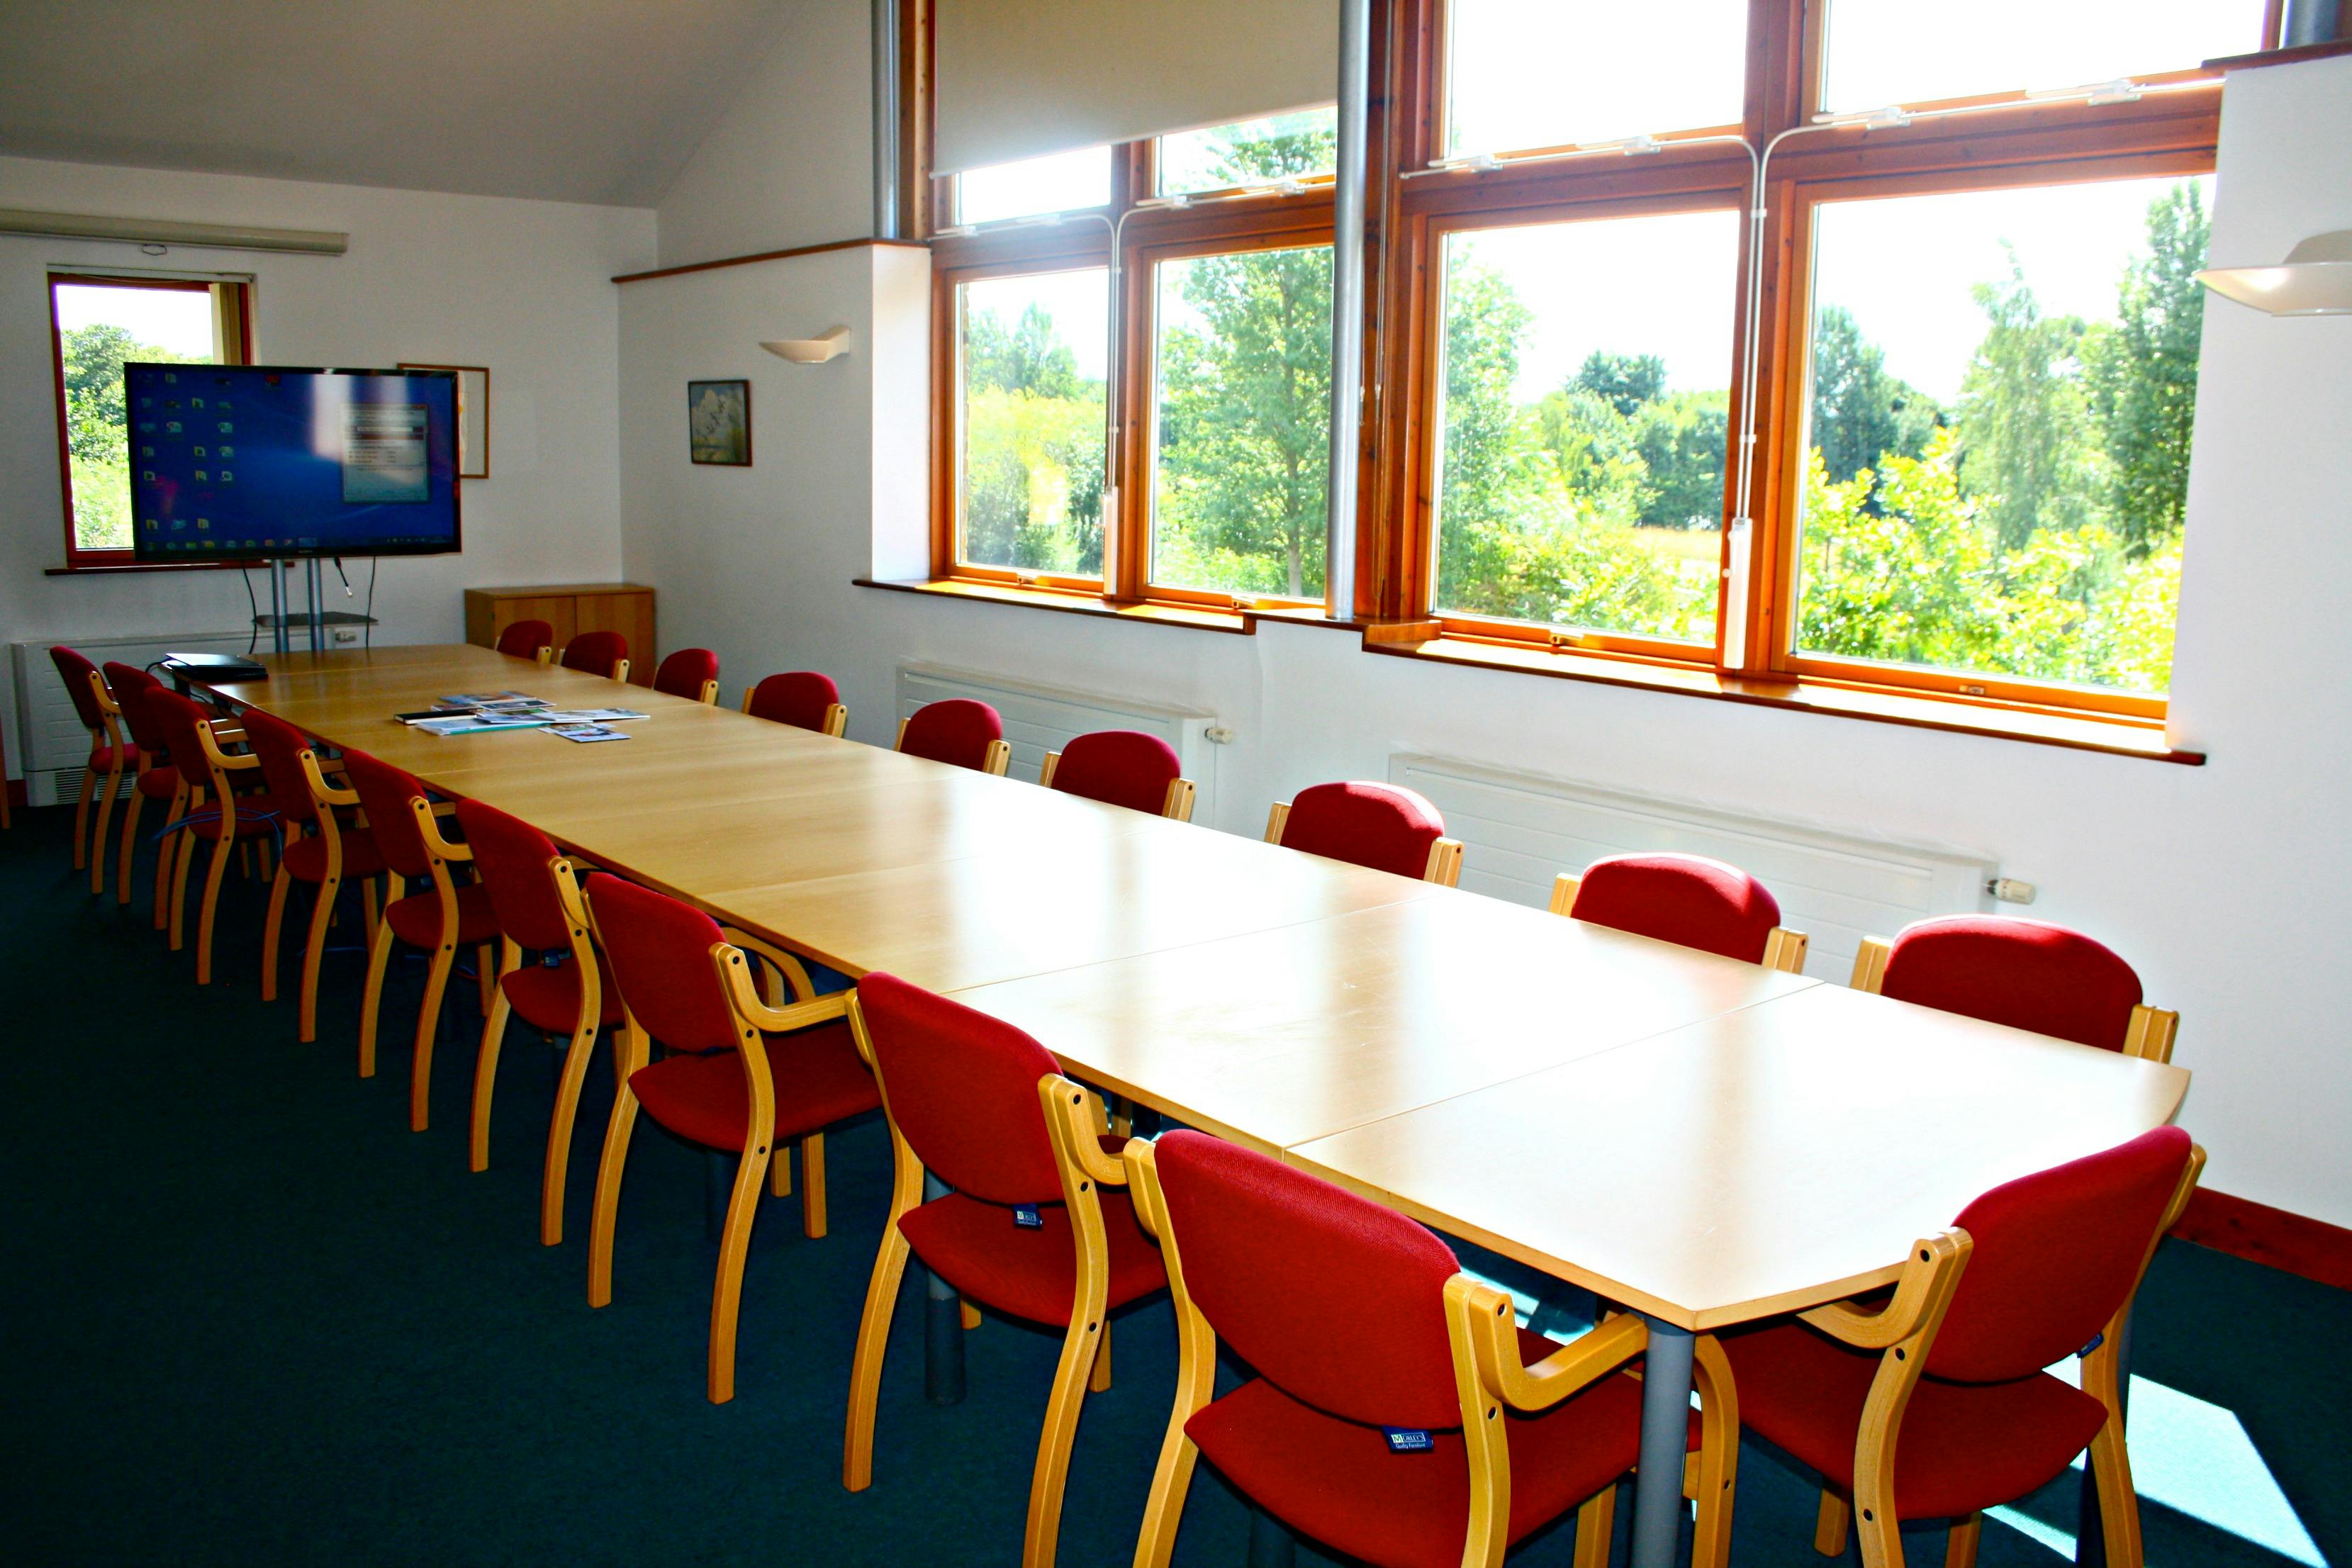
[2076,1309,2133,1567]
[1630,1316,1696,1568]
[922,1170,965,1405]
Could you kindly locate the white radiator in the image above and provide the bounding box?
[896,663,1221,822]
[10,632,252,805]
[1390,754,1995,983]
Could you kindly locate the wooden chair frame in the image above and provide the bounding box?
[357,795,495,1131]
[106,681,172,907]
[1038,749,1198,822]
[841,995,1123,1568]
[1264,798,1466,887]
[893,715,1012,776]
[1121,1138,1737,1568]
[262,748,381,1042]
[79,668,134,896]
[1550,871,1811,975]
[740,685,849,737]
[167,714,273,986]
[1803,1143,2201,1568]
[1849,936,2180,1063]
[584,923,849,1403]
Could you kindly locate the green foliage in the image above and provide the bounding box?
[2084,181,2208,554]
[966,303,1082,400]
[1571,351,1667,417]
[59,323,200,551]
[958,306,1103,573]
[1954,252,2102,549]
[1809,304,1942,489]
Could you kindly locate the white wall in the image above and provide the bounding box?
[619,54,2352,1226]
[654,0,873,269]
[0,156,656,765]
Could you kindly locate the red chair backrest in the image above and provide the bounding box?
[1051,730,1181,815]
[856,972,1063,1205]
[653,647,720,700]
[456,798,572,950]
[1930,1126,2191,1383]
[239,710,321,826]
[746,671,841,732]
[50,646,107,732]
[101,661,168,754]
[1882,916,2143,1051]
[340,749,435,880]
[495,620,554,659]
[1155,1130,1465,1428]
[140,685,215,782]
[1279,782,1445,880]
[900,699,1003,771]
[583,874,738,1053]
[1572,853,1782,963]
[561,630,629,676]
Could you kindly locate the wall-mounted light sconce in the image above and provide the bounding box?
[2198,231,2352,316]
[759,326,853,363]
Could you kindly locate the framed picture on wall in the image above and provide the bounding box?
[687,379,751,466]
[398,363,490,477]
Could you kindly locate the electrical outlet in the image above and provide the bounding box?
[332,627,359,645]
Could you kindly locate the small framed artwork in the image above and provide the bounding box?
[398,362,491,478]
[688,379,752,466]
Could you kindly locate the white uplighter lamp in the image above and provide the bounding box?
[759,326,853,363]
[2197,231,2352,316]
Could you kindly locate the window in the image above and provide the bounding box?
[1444,0,1747,157]
[956,145,1113,225]
[48,273,251,566]
[1149,242,1335,601]
[1159,107,1338,196]
[951,268,1109,580]
[1820,0,2268,113]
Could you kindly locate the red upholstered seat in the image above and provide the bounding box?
[1278,781,1445,879]
[745,670,841,732]
[1722,1126,2193,1533]
[87,742,139,771]
[1188,1335,1681,1568]
[384,883,502,948]
[501,949,623,1033]
[652,647,720,701]
[899,698,1003,771]
[561,629,629,677]
[495,620,554,659]
[136,766,181,800]
[898,1187,1165,1326]
[1049,729,1182,815]
[630,1019,880,1151]
[280,826,387,881]
[1881,915,2144,1050]
[1572,852,1783,963]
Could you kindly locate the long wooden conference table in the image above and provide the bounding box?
[208,645,2193,1568]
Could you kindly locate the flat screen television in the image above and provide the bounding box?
[124,364,461,562]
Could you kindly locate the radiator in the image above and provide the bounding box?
[10,632,252,806]
[1390,754,1995,983]
[895,663,1221,822]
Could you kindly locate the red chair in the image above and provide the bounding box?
[144,687,284,984]
[1040,729,1195,820]
[741,671,847,737]
[343,749,500,1131]
[1853,915,2177,1062]
[842,974,1163,1567]
[896,698,1009,774]
[1125,1130,1735,1568]
[1552,852,1809,973]
[245,711,386,1043]
[652,648,721,704]
[48,646,135,892]
[1266,781,1463,885]
[559,629,630,682]
[100,661,179,910]
[583,875,878,1401]
[1721,1127,2203,1568]
[494,620,555,661]
[454,799,619,1243]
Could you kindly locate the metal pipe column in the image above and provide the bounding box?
[871,0,902,240]
[1322,0,1372,620]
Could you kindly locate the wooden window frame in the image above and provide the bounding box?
[48,271,255,572]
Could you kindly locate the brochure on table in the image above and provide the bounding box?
[397,690,647,738]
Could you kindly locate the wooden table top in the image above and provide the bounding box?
[211,646,2193,1332]
[1284,981,2193,1330]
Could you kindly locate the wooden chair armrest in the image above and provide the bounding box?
[1121,1139,1165,1236]
[1040,1075,1129,1187]
[197,722,260,769]
[981,738,1011,777]
[1763,926,1810,974]
[1850,934,1893,992]
[409,796,473,862]
[1423,837,1465,887]
[1263,800,1290,846]
[1798,1230,1970,1348]
[1162,777,1197,822]
[719,925,817,1004]
[1547,871,1580,916]
[1038,749,1062,790]
[2158,1142,2207,1235]
[1444,1276,1648,1413]
[2124,1004,2179,1065]
[717,946,850,1035]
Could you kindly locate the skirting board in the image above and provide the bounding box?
[2173,1187,2352,1292]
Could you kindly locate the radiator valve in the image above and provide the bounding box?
[1988,876,2037,905]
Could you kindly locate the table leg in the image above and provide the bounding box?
[1246,1506,1297,1567]
[1631,1316,1696,1568]
[2076,1309,2133,1567]
[922,1170,965,1406]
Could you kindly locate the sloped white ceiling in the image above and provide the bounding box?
[0,0,801,207]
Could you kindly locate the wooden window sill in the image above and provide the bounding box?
[854,576,1255,634]
[1366,634,2204,764]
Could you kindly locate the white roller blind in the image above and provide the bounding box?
[934,0,1338,175]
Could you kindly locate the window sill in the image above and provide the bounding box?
[856,576,1294,634]
[1370,634,2202,764]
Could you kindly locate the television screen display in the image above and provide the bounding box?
[124,364,461,561]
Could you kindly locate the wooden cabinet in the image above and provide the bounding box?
[464,583,657,685]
